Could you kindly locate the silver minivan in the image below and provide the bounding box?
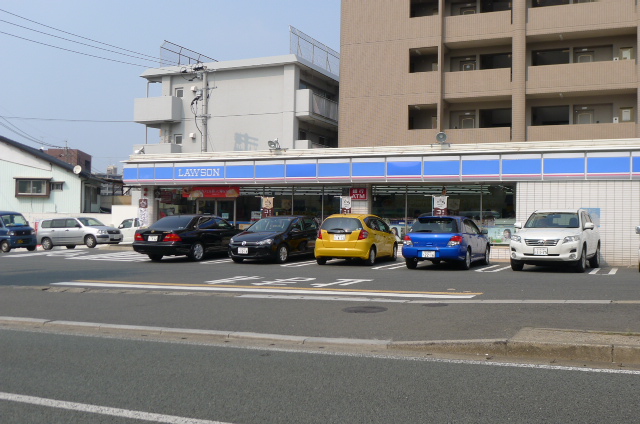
[37,217,122,249]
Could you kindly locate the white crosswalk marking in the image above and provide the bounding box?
[281,260,317,267]
[67,251,147,262]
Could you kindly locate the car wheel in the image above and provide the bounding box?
[85,235,97,248]
[574,247,587,273]
[510,259,524,271]
[148,254,163,262]
[364,246,376,266]
[316,257,327,265]
[27,246,36,251]
[390,243,398,261]
[275,244,289,264]
[405,259,417,269]
[460,249,471,270]
[481,245,491,266]
[0,240,10,253]
[188,242,205,261]
[588,243,600,268]
[231,257,244,263]
[41,237,54,250]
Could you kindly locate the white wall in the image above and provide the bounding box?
[516,181,640,266]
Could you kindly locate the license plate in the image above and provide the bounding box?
[148,235,159,242]
[533,247,548,256]
[238,247,249,254]
[17,239,24,244]
[334,234,346,241]
[421,250,436,258]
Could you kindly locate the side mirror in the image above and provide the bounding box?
[76,224,82,228]
[584,222,595,230]
[481,228,488,235]
[636,225,640,235]
[514,222,522,229]
[118,224,124,229]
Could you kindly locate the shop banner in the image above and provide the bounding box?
[341,196,352,214]
[350,188,368,200]
[433,195,448,216]
[262,197,274,218]
[182,186,240,198]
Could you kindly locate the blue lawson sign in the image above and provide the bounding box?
[175,166,223,180]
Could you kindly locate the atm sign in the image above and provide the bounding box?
[350,188,368,200]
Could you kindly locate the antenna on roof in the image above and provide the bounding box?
[160,41,217,67]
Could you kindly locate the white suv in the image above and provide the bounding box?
[509,209,600,273]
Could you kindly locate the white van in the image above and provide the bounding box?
[37,217,122,249]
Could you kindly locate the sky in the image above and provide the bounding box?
[0,0,341,173]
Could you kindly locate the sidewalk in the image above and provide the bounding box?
[2,317,639,367]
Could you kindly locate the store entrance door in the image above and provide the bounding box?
[195,199,237,225]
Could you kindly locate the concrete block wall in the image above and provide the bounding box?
[515,181,640,266]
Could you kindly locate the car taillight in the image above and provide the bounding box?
[317,229,323,240]
[134,233,144,241]
[164,233,182,242]
[403,235,413,246]
[448,235,463,246]
[358,229,369,240]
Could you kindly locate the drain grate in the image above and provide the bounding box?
[343,306,388,314]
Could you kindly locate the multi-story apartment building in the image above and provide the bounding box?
[340,0,639,147]
[133,54,339,154]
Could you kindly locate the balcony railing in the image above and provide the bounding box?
[134,96,183,125]
[444,68,512,100]
[296,89,338,125]
[443,127,512,144]
[444,10,511,45]
[528,122,636,142]
[527,60,637,95]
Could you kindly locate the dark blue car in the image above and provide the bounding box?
[402,215,490,270]
[0,211,37,253]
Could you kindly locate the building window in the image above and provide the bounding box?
[410,0,438,17]
[175,88,184,98]
[174,134,183,145]
[51,182,64,191]
[15,179,50,197]
[299,130,307,140]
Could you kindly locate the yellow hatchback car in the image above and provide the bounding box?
[314,214,398,265]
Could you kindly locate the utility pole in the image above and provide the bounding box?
[201,71,209,152]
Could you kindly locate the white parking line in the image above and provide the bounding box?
[0,391,231,424]
[372,263,406,270]
[200,259,233,264]
[475,265,511,273]
[281,260,317,267]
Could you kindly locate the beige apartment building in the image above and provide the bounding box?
[340,0,640,147]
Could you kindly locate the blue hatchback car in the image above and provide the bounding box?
[402,215,490,270]
[0,211,37,253]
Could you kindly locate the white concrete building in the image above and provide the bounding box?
[133,54,339,155]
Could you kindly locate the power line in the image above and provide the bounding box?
[0,8,171,65]
[1,115,135,123]
[0,19,179,67]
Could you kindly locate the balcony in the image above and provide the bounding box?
[134,96,183,125]
[296,89,338,129]
[528,1,637,40]
[528,123,636,142]
[444,127,511,144]
[444,10,511,47]
[527,60,637,97]
[444,68,512,100]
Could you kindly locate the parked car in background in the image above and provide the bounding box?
[133,214,240,261]
[0,211,37,252]
[402,215,490,270]
[314,214,397,265]
[509,209,600,273]
[228,215,317,263]
[118,218,142,243]
[37,217,122,250]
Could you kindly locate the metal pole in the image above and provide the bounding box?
[201,71,208,152]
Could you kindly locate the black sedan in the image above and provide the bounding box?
[133,215,240,262]
[228,216,318,263]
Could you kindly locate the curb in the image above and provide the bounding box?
[2,317,639,365]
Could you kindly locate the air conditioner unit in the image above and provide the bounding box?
[189,133,196,139]
[613,57,619,61]
[190,85,198,92]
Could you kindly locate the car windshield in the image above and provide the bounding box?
[247,218,293,232]
[0,214,29,227]
[77,217,105,226]
[321,217,362,232]
[525,212,580,229]
[149,216,194,230]
[411,217,458,233]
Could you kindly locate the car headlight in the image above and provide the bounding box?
[256,239,273,245]
[97,230,109,235]
[563,235,581,243]
[511,234,521,243]
[8,230,15,236]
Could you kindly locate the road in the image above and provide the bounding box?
[2,328,640,423]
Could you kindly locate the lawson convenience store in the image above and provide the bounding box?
[123,140,640,265]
